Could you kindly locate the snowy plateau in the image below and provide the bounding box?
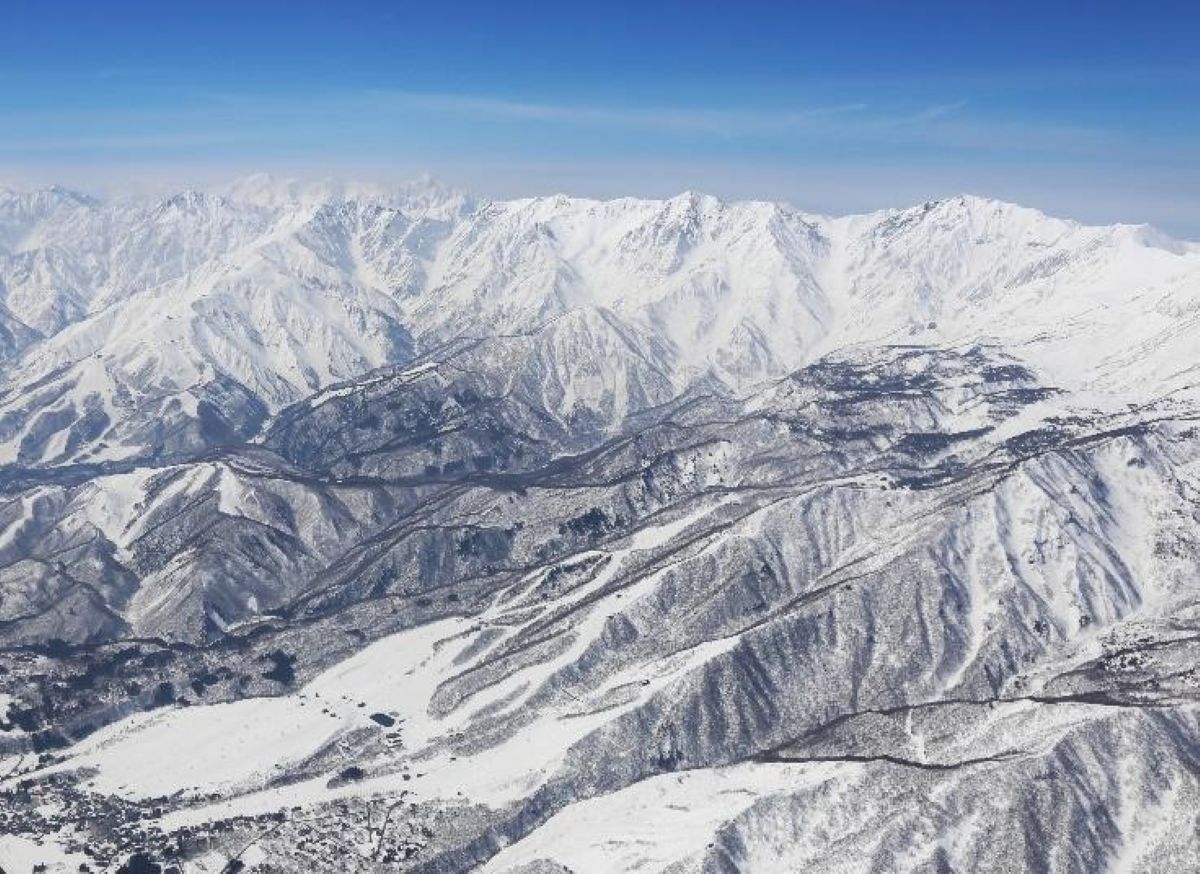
[0,174,1197,873]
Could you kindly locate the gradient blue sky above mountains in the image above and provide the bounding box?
[2,0,1197,235]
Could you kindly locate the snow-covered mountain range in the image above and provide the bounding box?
[2,177,1197,470]
[0,177,1197,872]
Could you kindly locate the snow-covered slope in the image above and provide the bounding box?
[0,179,1197,873]
[824,196,1200,404]
[1,182,1196,470]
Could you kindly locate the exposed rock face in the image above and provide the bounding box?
[0,181,1197,872]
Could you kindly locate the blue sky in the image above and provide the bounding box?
[2,0,1198,234]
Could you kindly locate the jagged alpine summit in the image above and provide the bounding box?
[0,177,1197,872]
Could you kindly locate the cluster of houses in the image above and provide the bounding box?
[0,757,485,871]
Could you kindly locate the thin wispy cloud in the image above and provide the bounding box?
[0,85,1137,169]
[350,89,1121,155]
[358,89,874,136]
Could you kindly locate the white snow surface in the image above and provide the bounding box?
[0,834,90,874]
[31,498,742,826]
[1,182,1197,465]
[2,179,1200,872]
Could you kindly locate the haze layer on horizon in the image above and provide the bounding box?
[3,0,1198,237]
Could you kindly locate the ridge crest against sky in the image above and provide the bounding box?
[2,0,1198,235]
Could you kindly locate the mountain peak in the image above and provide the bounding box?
[0,184,98,211]
[213,172,472,215]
